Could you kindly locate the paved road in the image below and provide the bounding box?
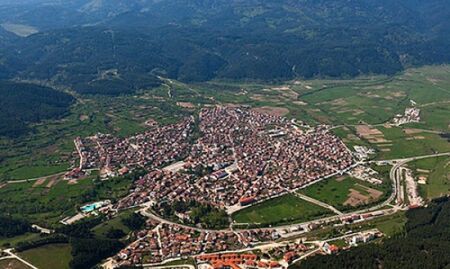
[3,249,38,269]
[293,192,344,215]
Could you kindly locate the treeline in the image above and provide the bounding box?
[294,197,450,269]
[51,217,124,269]
[16,234,68,252]
[0,215,31,238]
[157,200,230,229]
[0,81,74,137]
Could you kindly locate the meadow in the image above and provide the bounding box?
[0,172,134,227]
[298,176,388,211]
[18,243,72,269]
[232,194,333,226]
[408,156,450,200]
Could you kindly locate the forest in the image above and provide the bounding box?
[294,197,450,269]
[0,0,449,95]
[0,215,31,238]
[0,81,74,137]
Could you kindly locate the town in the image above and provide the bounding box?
[68,106,361,267]
[75,107,353,212]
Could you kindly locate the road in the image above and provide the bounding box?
[293,192,343,215]
[3,249,38,269]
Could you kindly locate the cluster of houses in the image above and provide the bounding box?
[114,215,318,269]
[348,165,383,185]
[392,106,420,126]
[115,220,252,267]
[73,117,195,177]
[111,107,353,213]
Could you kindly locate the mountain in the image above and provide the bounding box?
[0,0,450,94]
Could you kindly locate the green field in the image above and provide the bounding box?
[0,173,133,227]
[232,194,333,226]
[301,211,406,242]
[298,176,388,211]
[19,244,72,269]
[408,156,450,199]
[373,127,450,160]
[0,233,41,248]
[0,258,31,269]
[92,209,135,238]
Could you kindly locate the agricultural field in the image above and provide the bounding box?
[19,243,72,269]
[298,176,387,211]
[333,124,450,161]
[232,194,333,226]
[0,94,189,182]
[408,156,450,200]
[0,172,133,227]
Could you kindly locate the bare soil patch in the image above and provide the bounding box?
[344,185,383,207]
[79,115,89,121]
[177,102,195,108]
[293,101,307,106]
[404,128,424,135]
[356,125,383,136]
[252,106,289,117]
[32,178,46,187]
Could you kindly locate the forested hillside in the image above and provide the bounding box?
[294,197,450,269]
[0,0,449,94]
[0,81,74,137]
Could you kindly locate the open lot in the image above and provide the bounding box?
[408,156,450,200]
[19,243,72,269]
[298,177,386,211]
[92,209,135,238]
[0,258,32,269]
[0,233,41,248]
[232,194,333,226]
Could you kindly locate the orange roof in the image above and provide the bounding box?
[239,196,256,203]
[269,261,280,267]
[241,254,257,260]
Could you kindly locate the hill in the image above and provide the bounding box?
[0,81,74,137]
[0,0,450,94]
[0,0,449,94]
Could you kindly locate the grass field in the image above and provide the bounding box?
[373,126,450,160]
[19,244,72,269]
[298,176,388,211]
[0,233,41,248]
[92,209,135,238]
[333,124,450,161]
[408,156,450,200]
[232,194,333,226]
[0,173,133,227]
[301,211,406,242]
[0,258,32,269]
